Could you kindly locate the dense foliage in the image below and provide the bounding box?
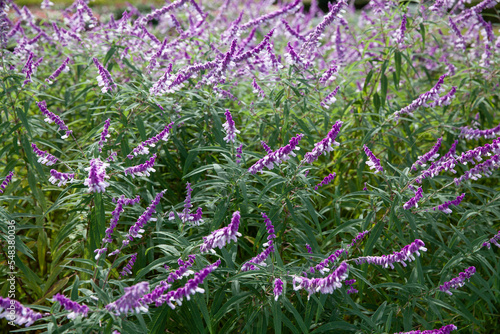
[1,0,500,333]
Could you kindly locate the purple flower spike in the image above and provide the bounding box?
[240,0,301,30]
[396,324,457,334]
[0,297,43,327]
[262,212,276,242]
[167,255,196,283]
[321,86,340,108]
[310,249,346,275]
[52,293,88,319]
[200,211,242,253]
[301,0,347,52]
[319,66,338,85]
[274,278,284,301]
[31,143,58,166]
[139,281,171,305]
[249,134,303,174]
[354,239,427,269]
[315,173,336,190]
[124,154,157,178]
[350,230,369,247]
[125,190,166,243]
[49,169,75,187]
[155,260,221,309]
[222,110,240,143]
[94,247,107,260]
[241,244,274,271]
[236,144,243,164]
[41,0,54,9]
[393,75,448,122]
[454,154,500,186]
[305,244,313,254]
[363,145,384,173]
[403,187,423,210]
[483,230,500,249]
[292,261,349,298]
[46,57,70,84]
[84,158,110,193]
[304,121,343,164]
[261,141,273,154]
[128,123,174,158]
[433,193,465,214]
[412,138,442,171]
[98,119,111,152]
[92,57,116,93]
[460,123,500,140]
[439,266,476,296]
[120,253,137,278]
[106,281,149,315]
[36,101,72,139]
[392,14,407,46]
[252,78,265,98]
[103,195,140,245]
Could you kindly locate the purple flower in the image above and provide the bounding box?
[363,145,384,173]
[460,123,500,140]
[236,144,243,164]
[120,253,137,278]
[52,293,88,319]
[395,324,457,334]
[154,260,221,309]
[240,0,301,30]
[261,141,273,154]
[128,123,174,158]
[454,154,500,186]
[0,297,43,327]
[483,230,500,249]
[274,278,284,301]
[301,0,347,52]
[439,266,476,296]
[321,86,340,108]
[200,211,242,253]
[92,57,116,93]
[125,190,166,244]
[135,0,188,27]
[433,193,465,214]
[305,244,313,254]
[46,57,70,84]
[167,255,196,283]
[49,169,75,187]
[310,249,346,275]
[285,42,309,68]
[147,38,168,73]
[139,281,171,305]
[249,134,303,174]
[106,281,149,315]
[403,187,423,210]
[41,0,54,9]
[222,110,240,143]
[252,78,265,98]
[346,286,358,294]
[150,63,174,95]
[304,121,343,164]
[262,212,276,243]
[354,239,427,269]
[31,143,58,166]
[241,244,274,271]
[315,173,336,190]
[169,183,204,225]
[124,154,157,178]
[292,261,349,297]
[36,101,72,139]
[103,195,140,245]
[392,14,407,46]
[98,118,111,152]
[412,138,442,171]
[84,158,110,193]
[281,19,306,42]
[393,75,448,122]
[94,247,107,260]
[448,18,466,51]
[363,182,368,191]
[319,65,338,85]
[350,230,369,247]
[0,171,14,194]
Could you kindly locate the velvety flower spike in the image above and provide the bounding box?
[315,173,336,190]
[249,134,303,174]
[304,121,343,164]
[49,169,75,187]
[92,57,116,93]
[482,230,500,249]
[403,187,423,210]
[124,154,157,178]
[128,123,174,158]
[439,266,476,295]
[84,158,110,193]
[36,100,72,139]
[0,297,43,327]
[411,138,442,171]
[98,118,111,152]
[200,211,242,253]
[433,193,465,214]
[0,171,14,193]
[105,281,149,315]
[222,110,240,143]
[363,145,384,173]
[292,261,349,298]
[395,324,457,334]
[32,143,58,166]
[52,294,89,319]
[354,239,427,269]
[274,278,284,300]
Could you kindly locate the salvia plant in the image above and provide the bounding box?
[0,0,499,332]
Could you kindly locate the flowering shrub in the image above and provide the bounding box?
[0,0,500,332]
